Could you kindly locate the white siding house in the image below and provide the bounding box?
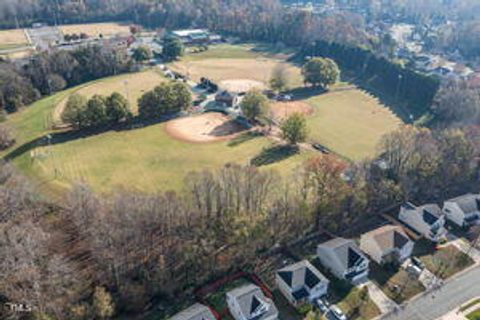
[276,260,329,306]
[443,194,480,228]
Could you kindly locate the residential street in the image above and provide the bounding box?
[381,266,480,320]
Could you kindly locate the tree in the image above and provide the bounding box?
[106,92,131,123]
[281,113,308,145]
[240,89,269,122]
[302,57,340,89]
[62,94,87,128]
[92,287,115,319]
[162,38,184,61]
[85,95,108,127]
[0,124,15,150]
[132,46,152,62]
[138,82,191,119]
[269,64,289,93]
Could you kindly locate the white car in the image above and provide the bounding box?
[330,305,347,320]
[316,298,330,314]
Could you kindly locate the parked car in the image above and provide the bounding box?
[330,305,347,320]
[312,143,330,154]
[411,257,425,270]
[276,94,292,101]
[405,262,422,277]
[316,298,330,314]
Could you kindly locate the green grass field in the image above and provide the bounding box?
[2,43,404,195]
[2,70,307,195]
[305,88,402,161]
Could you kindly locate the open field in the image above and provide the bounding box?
[2,71,308,195]
[53,70,165,125]
[170,44,303,89]
[305,88,402,161]
[59,22,131,38]
[0,29,29,49]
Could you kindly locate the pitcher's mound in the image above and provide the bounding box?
[165,113,247,143]
[219,79,266,93]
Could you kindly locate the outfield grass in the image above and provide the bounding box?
[305,88,402,161]
[2,70,308,195]
[171,44,304,88]
[59,22,131,38]
[0,29,28,49]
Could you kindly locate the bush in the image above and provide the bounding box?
[0,124,15,150]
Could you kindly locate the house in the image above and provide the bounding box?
[170,29,210,45]
[226,284,278,320]
[359,225,414,265]
[316,238,369,284]
[443,194,480,228]
[169,303,217,320]
[399,202,446,242]
[215,90,238,107]
[276,260,329,306]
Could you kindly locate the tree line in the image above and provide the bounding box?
[301,40,440,120]
[1,123,478,319]
[0,45,133,113]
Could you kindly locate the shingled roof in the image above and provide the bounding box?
[277,260,328,295]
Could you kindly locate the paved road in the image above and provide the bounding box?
[381,266,480,320]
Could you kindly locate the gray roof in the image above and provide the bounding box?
[418,203,443,225]
[227,284,277,320]
[363,225,411,251]
[277,260,328,291]
[318,238,366,270]
[447,194,480,214]
[169,303,216,320]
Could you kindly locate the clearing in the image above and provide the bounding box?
[0,29,29,50]
[59,22,131,38]
[170,44,303,89]
[2,71,307,196]
[305,88,402,161]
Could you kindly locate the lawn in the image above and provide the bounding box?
[467,308,480,320]
[418,245,475,279]
[59,22,131,38]
[369,263,425,303]
[170,43,304,88]
[2,71,308,196]
[0,29,29,49]
[305,88,402,161]
[337,287,381,320]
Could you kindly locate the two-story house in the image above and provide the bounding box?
[443,194,480,228]
[276,260,329,306]
[360,225,414,265]
[399,202,446,242]
[226,284,278,320]
[317,238,369,284]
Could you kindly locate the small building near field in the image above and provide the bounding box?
[276,260,329,306]
[215,90,239,107]
[170,29,210,45]
[168,303,216,320]
[360,225,414,265]
[443,194,480,228]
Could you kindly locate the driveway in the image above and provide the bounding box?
[381,266,480,320]
[361,281,397,314]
